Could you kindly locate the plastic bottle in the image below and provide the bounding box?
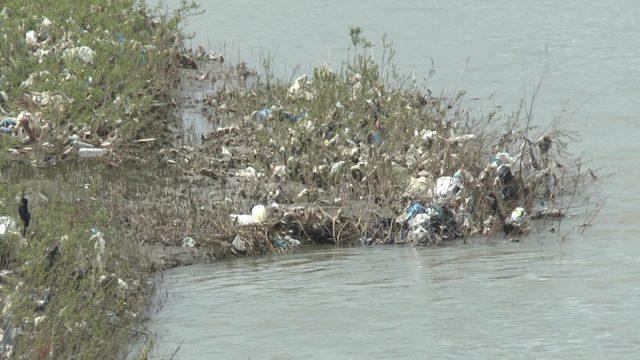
[79,148,107,158]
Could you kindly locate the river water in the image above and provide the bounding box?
[149,1,640,358]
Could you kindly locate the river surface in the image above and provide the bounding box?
[149,1,640,358]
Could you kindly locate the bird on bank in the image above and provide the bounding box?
[18,197,30,235]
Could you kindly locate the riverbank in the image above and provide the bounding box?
[0,1,192,358]
[0,2,595,359]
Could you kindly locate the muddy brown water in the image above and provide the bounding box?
[148,1,639,358]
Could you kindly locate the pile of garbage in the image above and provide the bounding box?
[175,58,584,248]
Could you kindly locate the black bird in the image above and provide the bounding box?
[18,197,30,235]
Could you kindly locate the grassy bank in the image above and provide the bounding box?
[0,1,194,358]
[0,165,154,358]
[0,0,191,156]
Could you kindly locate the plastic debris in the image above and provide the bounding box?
[272,165,289,178]
[420,129,437,146]
[408,213,431,229]
[33,48,51,63]
[0,118,16,134]
[331,101,345,120]
[20,70,49,88]
[324,134,339,146]
[503,207,529,235]
[34,315,46,328]
[14,111,38,142]
[252,107,306,123]
[330,161,346,176]
[435,176,462,198]
[496,164,518,201]
[91,228,105,274]
[230,214,254,226]
[253,107,274,121]
[349,162,365,180]
[401,204,458,242]
[106,310,119,324]
[273,237,288,249]
[251,204,267,223]
[25,30,38,47]
[61,40,580,251]
[63,46,96,64]
[510,207,526,224]
[72,139,96,149]
[453,134,477,143]
[531,208,565,219]
[427,205,458,239]
[0,120,14,132]
[284,110,307,123]
[405,202,427,221]
[284,235,301,247]
[181,237,196,248]
[490,152,511,168]
[359,237,374,246]
[117,278,128,290]
[41,17,53,29]
[406,213,432,244]
[232,235,247,253]
[230,205,267,226]
[0,216,18,236]
[538,135,552,154]
[273,235,301,249]
[79,148,107,158]
[370,130,383,145]
[288,75,314,100]
[29,91,60,107]
[35,289,52,311]
[235,166,262,180]
[208,51,224,63]
[2,326,22,357]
